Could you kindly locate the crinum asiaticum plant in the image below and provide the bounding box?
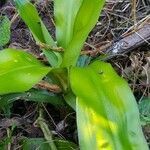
[0,0,148,149]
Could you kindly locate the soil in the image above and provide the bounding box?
[0,0,150,149]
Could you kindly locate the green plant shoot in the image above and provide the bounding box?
[0,0,148,149]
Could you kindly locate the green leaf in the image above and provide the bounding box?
[70,61,148,150]
[0,137,11,150]
[0,89,64,108]
[55,139,78,150]
[0,88,64,123]
[64,91,76,110]
[0,16,11,47]
[14,0,62,67]
[22,138,78,150]
[139,98,150,125]
[0,49,51,95]
[54,0,105,67]
[54,0,82,48]
[76,55,91,67]
[22,138,50,150]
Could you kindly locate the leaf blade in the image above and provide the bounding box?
[14,0,62,67]
[54,0,105,67]
[70,61,148,150]
[54,0,83,48]
[0,49,51,95]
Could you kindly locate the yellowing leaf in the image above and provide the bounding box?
[0,49,51,95]
[70,61,148,150]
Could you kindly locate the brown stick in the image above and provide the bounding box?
[81,16,150,58]
[105,19,150,59]
[36,81,62,93]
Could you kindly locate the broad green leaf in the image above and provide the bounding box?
[0,16,11,47]
[54,0,105,67]
[54,0,82,48]
[0,49,51,95]
[70,61,148,150]
[22,138,78,150]
[14,0,62,67]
